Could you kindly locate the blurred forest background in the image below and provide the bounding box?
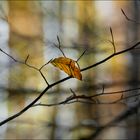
[0,0,140,139]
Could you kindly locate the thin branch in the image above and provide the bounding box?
[70,88,76,97]
[101,86,140,95]
[0,48,49,84]
[33,91,140,107]
[39,71,49,86]
[33,100,96,107]
[109,27,116,53]
[0,41,140,126]
[39,59,52,71]
[101,85,105,94]
[76,49,87,62]
[0,85,49,126]
[25,54,30,64]
[53,36,66,57]
[0,48,18,62]
[82,100,140,139]
[121,8,140,24]
[70,88,79,101]
[38,59,54,85]
[81,41,140,72]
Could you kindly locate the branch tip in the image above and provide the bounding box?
[109,27,116,53]
[54,36,66,57]
[121,8,129,20]
[70,88,76,96]
[57,35,61,48]
[76,49,87,62]
[25,54,29,63]
[102,85,105,94]
[121,8,140,24]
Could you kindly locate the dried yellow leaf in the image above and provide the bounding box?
[51,57,82,80]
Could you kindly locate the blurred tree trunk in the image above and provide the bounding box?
[95,2,127,139]
[50,1,63,139]
[77,1,95,45]
[7,1,44,138]
[76,1,97,138]
[77,0,96,85]
[96,2,128,139]
[126,1,140,139]
[131,2,140,139]
[76,1,128,139]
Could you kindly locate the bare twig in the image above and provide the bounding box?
[81,41,140,72]
[39,58,52,71]
[53,36,66,57]
[70,88,76,97]
[76,49,87,62]
[39,71,49,86]
[101,85,105,94]
[33,100,96,107]
[25,54,30,64]
[0,40,140,126]
[81,100,140,139]
[121,8,140,24]
[0,48,50,85]
[0,48,18,62]
[109,27,116,53]
[33,90,140,107]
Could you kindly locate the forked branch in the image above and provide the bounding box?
[53,36,66,57]
[0,36,140,126]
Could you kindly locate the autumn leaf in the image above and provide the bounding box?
[51,57,82,80]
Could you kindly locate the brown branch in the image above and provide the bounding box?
[39,58,52,71]
[0,85,50,126]
[38,59,53,86]
[33,85,140,107]
[109,27,116,53]
[0,48,50,85]
[53,36,66,57]
[121,8,140,24]
[0,48,18,62]
[25,54,30,64]
[0,40,140,126]
[76,49,87,62]
[81,41,140,71]
[33,100,96,107]
[81,100,140,139]
[33,91,140,107]
[39,71,49,86]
